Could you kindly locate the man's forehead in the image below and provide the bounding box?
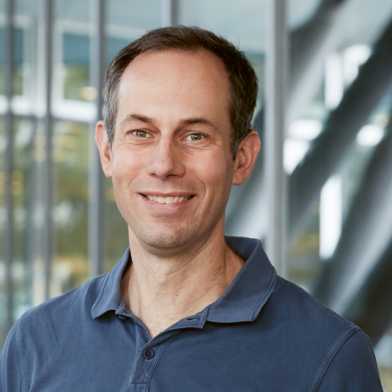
[118,48,229,91]
[115,48,232,126]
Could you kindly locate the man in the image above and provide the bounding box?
[1,26,383,391]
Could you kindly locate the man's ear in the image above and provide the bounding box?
[95,121,113,178]
[232,130,261,185]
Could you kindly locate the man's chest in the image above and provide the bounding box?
[26,327,314,392]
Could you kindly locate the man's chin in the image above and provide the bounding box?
[132,230,194,256]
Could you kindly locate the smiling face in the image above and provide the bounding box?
[96,49,260,256]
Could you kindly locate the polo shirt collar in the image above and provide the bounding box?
[91,248,131,319]
[206,236,277,323]
[91,237,277,323]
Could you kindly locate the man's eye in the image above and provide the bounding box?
[129,129,152,138]
[185,132,207,143]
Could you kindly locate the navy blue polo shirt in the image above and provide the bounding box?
[1,237,383,391]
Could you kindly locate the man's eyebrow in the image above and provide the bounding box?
[179,117,218,130]
[119,113,155,127]
[119,113,218,130]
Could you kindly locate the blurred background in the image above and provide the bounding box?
[0,0,391,388]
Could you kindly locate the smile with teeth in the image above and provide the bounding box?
[142,194,194,204]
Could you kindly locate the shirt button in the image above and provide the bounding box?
[144,348,155,360]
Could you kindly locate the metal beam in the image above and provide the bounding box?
[42,0,54,300]
[314,113,392,320]
[226,0,348,240]
[289,0,348,119]
[89,0,106,276]
[23,121,38,309]
[289,17,392,245]
[161,0,178,26]
[4,0,16,331]
[264,0,288,276]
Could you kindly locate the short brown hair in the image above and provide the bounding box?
[103,26,258,154]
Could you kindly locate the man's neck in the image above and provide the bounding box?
[121,232,244,338]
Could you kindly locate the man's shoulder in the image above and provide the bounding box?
[268,275,360,344]
[12,272,108,343]
[1,273,110,389]
[268,277,382,390]
[261,276,382,389]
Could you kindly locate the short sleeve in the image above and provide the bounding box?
[315,328,384,392]
[0,323,24,392]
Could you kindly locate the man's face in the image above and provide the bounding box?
[97,49,259,255]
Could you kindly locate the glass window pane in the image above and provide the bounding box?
[53,121,89,295]
[106,36,130,66]
[55,1,93,104]
[104,180,128,272]
[106,0,162,64]
[0,16,24,96]
[13,118,35,315]
[62,32,90,101]
[108,0,162,31]
[0,118,37,344]
[178,0,265,50]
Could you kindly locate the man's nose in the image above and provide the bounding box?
[148,139,185,179]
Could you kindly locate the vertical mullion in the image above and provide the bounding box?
[161,0,178,26]
[4,0,15,331]
[89,0,106,276]
[42,0,54,299]
[24,118,38,307]
[265,0,288,277]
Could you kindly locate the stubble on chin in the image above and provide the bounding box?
[127,221,197,256]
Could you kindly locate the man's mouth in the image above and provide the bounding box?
[140,193,195,205]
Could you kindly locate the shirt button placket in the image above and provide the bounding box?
[130,345,159,387]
